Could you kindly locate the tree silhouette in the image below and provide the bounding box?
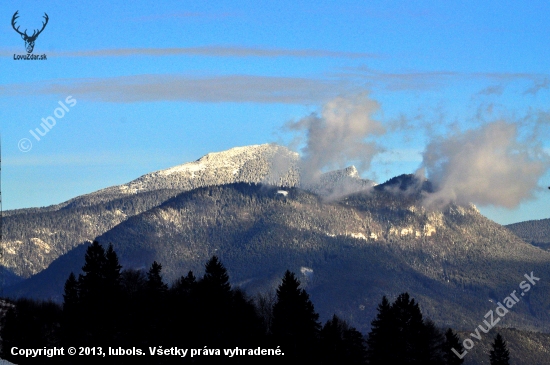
[366,293,445,364]
[119,269,147,351]
[68,241,125,347]
[420,319,445,365]
[194,256,235,350]
[320,314,366,365]
[171,270,196,297]
[76,241,109,345]
[388,292,426,362]
[7,238,491,365]
[104,243,122,292]
[103,244,123,344]
[490,333,510,365]
[271,270,321,361]
[78,241,106,303]
[167,270,197,346]
[142,261,169,346]
[62,272,79,313]
[443,328,465,365]
[366,296,393,364]
[202,255,231,295]
[146,261,169,295]
[61,272,80,345]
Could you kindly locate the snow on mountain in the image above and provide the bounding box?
[3,144,376,278]
[60,143,374,208]
[303,165,376,198]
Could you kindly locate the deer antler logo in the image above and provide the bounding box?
[12,11,49,54]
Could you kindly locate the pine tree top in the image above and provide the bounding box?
[203,255,231,293]
[147,261,169,294]
[490,333,510,365]
[272,270,321,338]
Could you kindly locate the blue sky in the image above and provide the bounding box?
[1,0,549,224]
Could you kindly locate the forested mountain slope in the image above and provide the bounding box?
[506,218,550,251]
[3,144,373,279]
[8,181,550,336]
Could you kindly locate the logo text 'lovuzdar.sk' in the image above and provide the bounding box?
[452,272,540,359]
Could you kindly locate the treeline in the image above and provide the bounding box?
[1,241,509,364]
[1,241,363,364]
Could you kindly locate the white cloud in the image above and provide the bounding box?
[419,121,550,209]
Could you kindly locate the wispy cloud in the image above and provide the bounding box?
[524,78,549,95]
[44,46,378,59]
[374,149,423,163]
[285,93,385,183]
[338,66,548,91]
[477,84,505,96]
[0,74,354,104]
[131,12,237,21]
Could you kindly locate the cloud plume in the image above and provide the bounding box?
[419,121,550,209]
[286,93,385,184]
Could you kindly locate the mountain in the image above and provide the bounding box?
[2,144,373,279]
[304,165,376,197]
[4,144,550,343]
[7,180,550,338]
[506,219,550,251]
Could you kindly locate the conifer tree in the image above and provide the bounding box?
[167,271,198,347]
[75,241,125,346]
[366,293,445,365]
[195,256,234,347]
[271,270,321,361]
[146,261,169,295]
[389,293,432,363]
[490,333,510,365]
[420,319,445,365]
[61,272,80,345]
[366,296,393,364]
[77,241,108,345]
[62,272,79,312]
[443,328,465,365]
[78,241,107,303]
[119,269,147,349]
[198,257,233,316]
[104,243,122,291]
[103,244,123,344]
[141,261,170,346]
[342,323,368,365]
[171,270,196,297]
[202,255,231,296]
[320,314,367,365]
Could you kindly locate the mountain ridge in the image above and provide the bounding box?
[6,182,550,337]
[3,143,550,342]
[2,144,374,278]
[506,218,550,251]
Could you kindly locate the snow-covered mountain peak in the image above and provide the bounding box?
[45,144,377,210]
